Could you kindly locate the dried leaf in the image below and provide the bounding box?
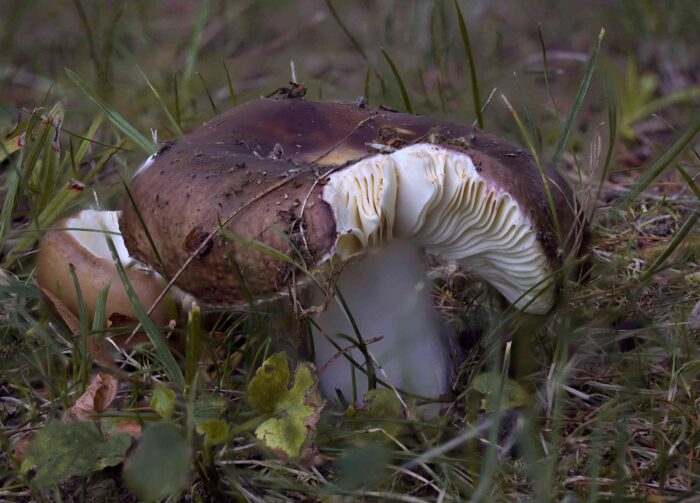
[64,372,119,421]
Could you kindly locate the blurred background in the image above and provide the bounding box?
[3,0,699,155]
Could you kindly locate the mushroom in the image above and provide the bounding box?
[118,98,585,405]
[37,209,171,327]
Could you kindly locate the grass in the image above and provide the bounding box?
[2,0,700,501]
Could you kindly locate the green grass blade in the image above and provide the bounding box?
[197,72,217,113]
[139,67,184,138]
[639,165,700,281]
[65,68,154,154]
[551,28,605,166]
[222,60,238,107]
[620,113,700,204]
[502,95,562,240]
[69,264,90,384]
[471,342,512,501]
[538,26,561,121]
[218,228,295,266]
[92,285,110,333]
[173,72,182,129]
[641,207,700,282]
[183,0,211,86]
[381,48,413,114]
[454,0,483,128]
[120,176,169,278]
[185,303,202,389]
[105,236,185,389]
[677,164,700,200]
[326,0,369,64]
[593,70,618,207]
[326,0,385,93]
[363,65,371,101]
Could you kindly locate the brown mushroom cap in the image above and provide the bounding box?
[120,98,584,311]
[37,210,170,327]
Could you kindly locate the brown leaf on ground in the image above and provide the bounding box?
[113,420,142,439]
[63,372,119,421]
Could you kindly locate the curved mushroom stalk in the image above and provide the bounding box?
[311,241,453,406]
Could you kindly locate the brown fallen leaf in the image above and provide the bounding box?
[113,420,142,439]
[63,372,119,421]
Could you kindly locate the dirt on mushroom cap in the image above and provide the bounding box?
[119,97,585,307]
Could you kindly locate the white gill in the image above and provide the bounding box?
[65,210,132,264]
[322,143,554,314]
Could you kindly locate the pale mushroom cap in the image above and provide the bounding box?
[120,98,584,312]
[37,210,170,326]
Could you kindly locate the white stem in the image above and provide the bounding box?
[311,241,453,407]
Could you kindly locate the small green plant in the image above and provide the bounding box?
[614,58,700,140]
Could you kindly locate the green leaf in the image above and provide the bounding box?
[21,421,131,491]
[123,422,191,502]
[196,419,229,448]
[345,388,403,443]
[193,394,228,425]
[469,371,529,412]
[247,352,325,459]
[335,443,392,490]
[150,386,176,420]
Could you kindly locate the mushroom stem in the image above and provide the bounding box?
[311,241,453,406]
